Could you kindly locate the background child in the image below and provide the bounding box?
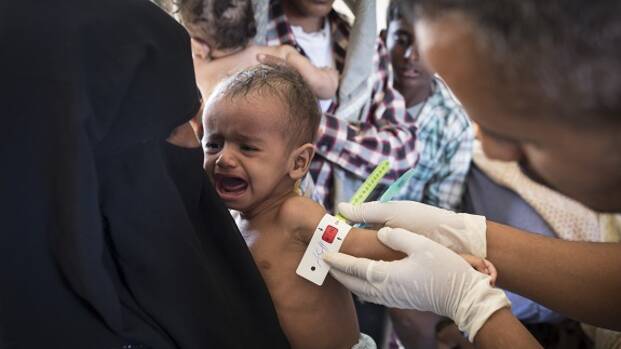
[202,64,496,349]
[174,0,338,99]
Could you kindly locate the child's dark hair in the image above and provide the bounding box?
[386,0,409,27]
[386,0,414,28]
[175,0,256,50]
[208,63,322,147]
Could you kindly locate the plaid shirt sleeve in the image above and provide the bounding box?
[314,39,418,183]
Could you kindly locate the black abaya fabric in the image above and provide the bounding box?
[0,0,290,348]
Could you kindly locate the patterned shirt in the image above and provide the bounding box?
[266,0,418,210]
[395,77,474,210]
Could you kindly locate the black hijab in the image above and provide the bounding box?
[0,0,289,347]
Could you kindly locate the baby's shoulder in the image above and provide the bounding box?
[278,195,326,242]
[278,195,325,225]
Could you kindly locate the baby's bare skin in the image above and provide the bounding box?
[202,69,496,348]
[236,193,359,349]
[237,193,497,349]
[284,195,499,284]
[203,86,359,348]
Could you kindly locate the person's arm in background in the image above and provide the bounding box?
[313,39,419,183]
[259,45,339,100]
[279,46,339,100]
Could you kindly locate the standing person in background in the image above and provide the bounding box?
[382,0,473,210]
[263,0,419,212]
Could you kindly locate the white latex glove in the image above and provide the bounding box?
[338,201,487,258]
[324,227,510,342]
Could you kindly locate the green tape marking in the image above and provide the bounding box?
[335,160,390,221]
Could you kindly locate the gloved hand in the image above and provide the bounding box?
[338,201,487,258]
[324,227,510,342]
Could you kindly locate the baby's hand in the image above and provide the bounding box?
[460,254,497,287]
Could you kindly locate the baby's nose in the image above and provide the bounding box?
[215,149,237,168]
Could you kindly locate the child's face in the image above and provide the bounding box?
[385,18,434,99]
[286,0,335,18]
[202,94,297,215]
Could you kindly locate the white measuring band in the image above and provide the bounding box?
[296,214,352,286]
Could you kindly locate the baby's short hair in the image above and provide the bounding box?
[175,0,256,50]
[207,63,322,147]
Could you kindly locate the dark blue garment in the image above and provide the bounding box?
[462,165,564,324]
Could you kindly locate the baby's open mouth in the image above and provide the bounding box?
[214,174,248,199]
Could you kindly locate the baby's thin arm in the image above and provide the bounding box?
[342,234,499,286]
[285,197,503,270]
[281,197,502,270]
[287,51,339,100]
[341,227,405,261]
[261,46,339,100]
[282,196,404,261]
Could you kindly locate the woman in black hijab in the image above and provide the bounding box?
[0,0,289,348]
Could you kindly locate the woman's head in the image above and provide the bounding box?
[404,0,621,212]
[176,0,256,54]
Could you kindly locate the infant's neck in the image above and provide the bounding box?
[239,190,297,226]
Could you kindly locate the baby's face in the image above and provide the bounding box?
[202,94,295,215]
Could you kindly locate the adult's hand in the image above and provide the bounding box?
[338,201,487,257]
[324,227,510,342]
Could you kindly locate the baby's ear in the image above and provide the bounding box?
[191,37,211,60]
[288,143,315,180]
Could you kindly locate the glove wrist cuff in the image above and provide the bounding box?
[455,277,511,342]
[462,213,487,258]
